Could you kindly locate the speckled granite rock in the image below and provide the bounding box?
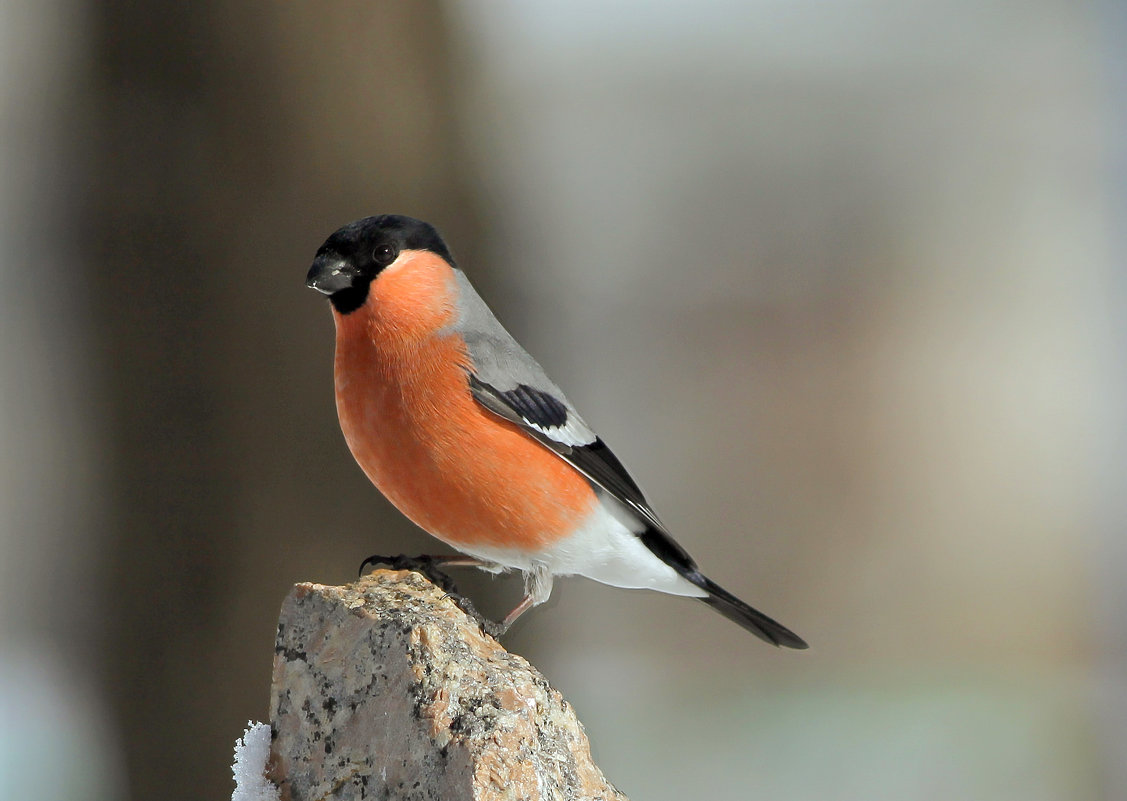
[268,570,628,801]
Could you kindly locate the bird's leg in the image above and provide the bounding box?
[482,562,554,637]
[359,552,492,574]
[358,553,497,591]
[479,594,536,638]
[358,554,552,640]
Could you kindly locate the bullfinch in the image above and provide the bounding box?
[306,214,806,648]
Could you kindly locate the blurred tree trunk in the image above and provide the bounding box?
[86,4,482,801]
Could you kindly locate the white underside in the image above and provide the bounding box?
[454,498,706,603]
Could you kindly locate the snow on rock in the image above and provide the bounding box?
[232,721,280,801]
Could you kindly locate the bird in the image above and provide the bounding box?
[306,214,807,649]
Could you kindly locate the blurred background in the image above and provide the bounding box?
[1,1,1124,799]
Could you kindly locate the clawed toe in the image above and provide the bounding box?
[358,552,520,638]
[358,553,463,593]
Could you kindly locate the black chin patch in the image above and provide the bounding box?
[329,283,370,315]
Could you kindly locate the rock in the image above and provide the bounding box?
[268,570,629,801]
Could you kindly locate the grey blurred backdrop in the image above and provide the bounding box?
[1,2,1124,800]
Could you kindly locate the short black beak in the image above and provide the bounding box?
[306,254,356,295]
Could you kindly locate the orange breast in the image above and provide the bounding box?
[332,253,597,552]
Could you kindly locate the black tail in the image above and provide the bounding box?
[637,526,808,649]
[689,572,808,649]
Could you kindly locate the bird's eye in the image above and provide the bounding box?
[372,243,398,265]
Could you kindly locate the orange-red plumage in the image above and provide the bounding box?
[333,250,598,552]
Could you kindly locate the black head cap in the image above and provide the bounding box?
[306,215,455,314]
